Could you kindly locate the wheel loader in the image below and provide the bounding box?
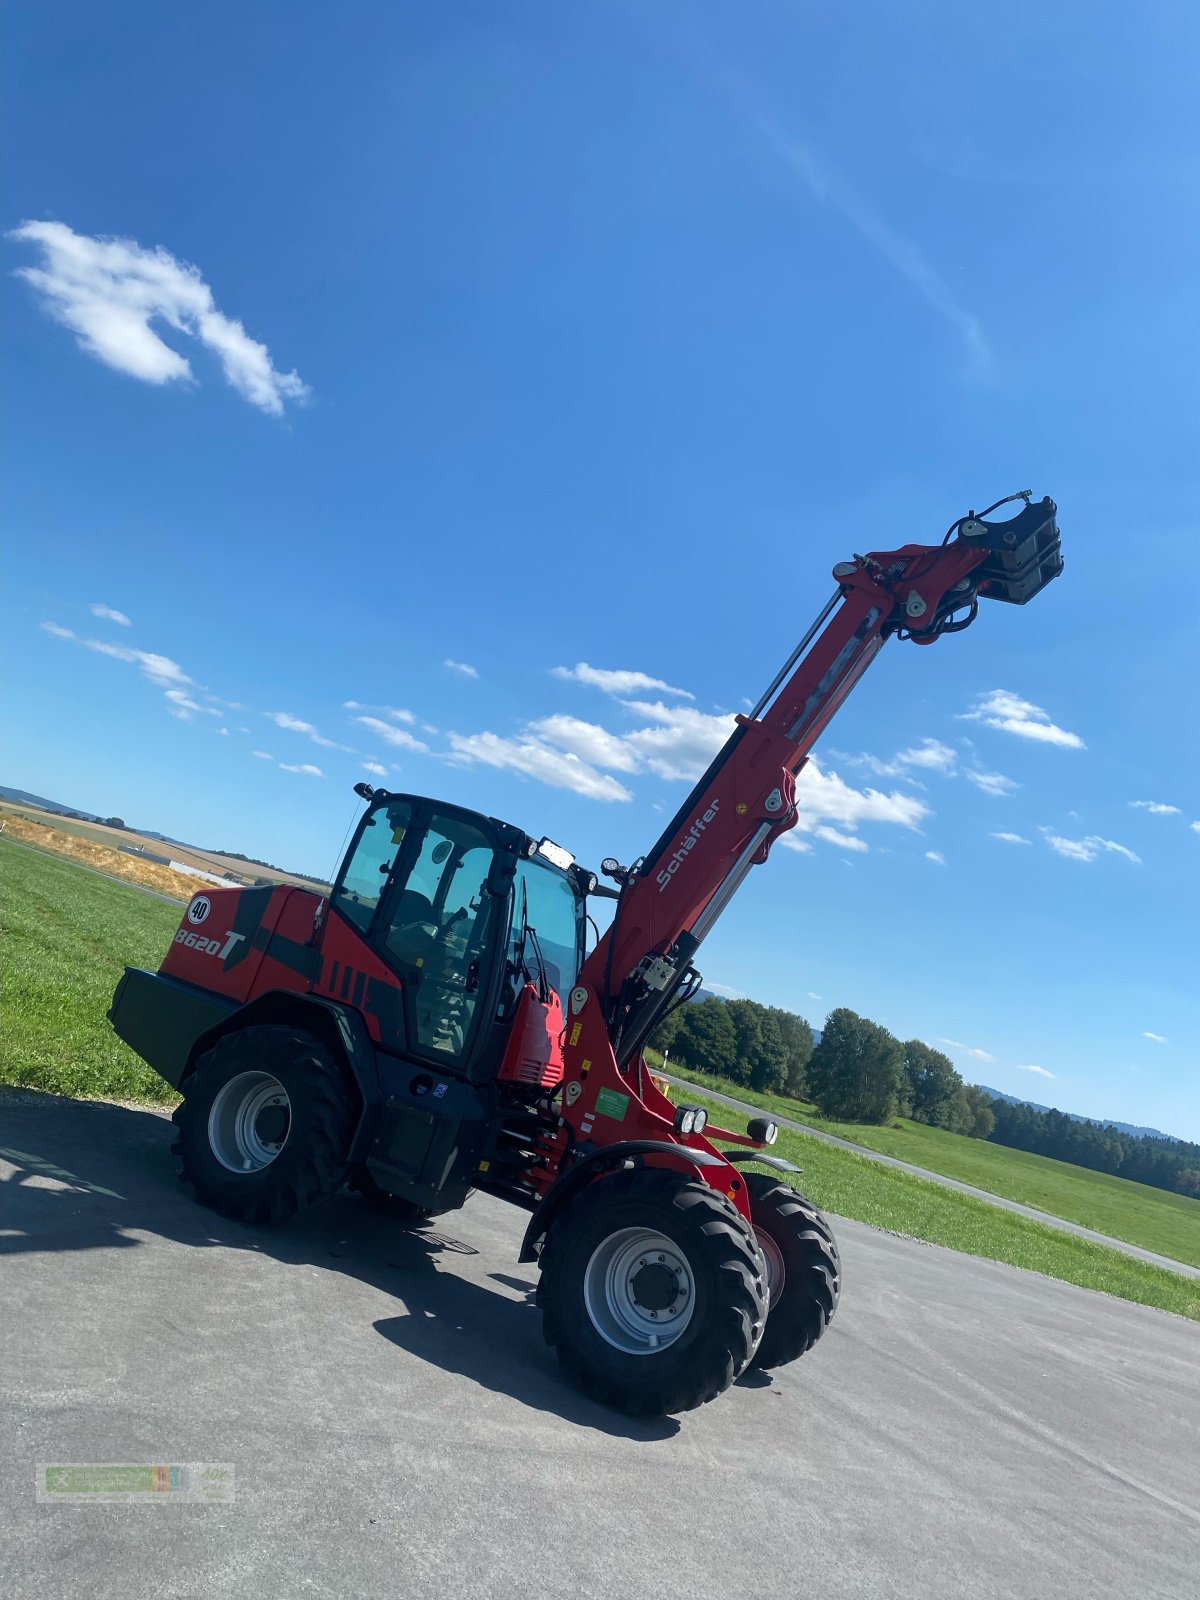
[110,492,1062,1414]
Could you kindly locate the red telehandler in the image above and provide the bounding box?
[110,493,1061,1414]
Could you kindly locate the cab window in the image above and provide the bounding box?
[332,800,413,933]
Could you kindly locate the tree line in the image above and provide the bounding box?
[652,997,1199,1199]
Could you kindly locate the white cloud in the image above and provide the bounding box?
[267,710,354,752]
[939,1038,992,1062]
[963,689,1084,750]
[445,731,633,802]
[251,750,275,761]
[965,768,1017,796]
[12,220,309,415]
[778,834,814,853]
[218,727,229,736]
[925,850,946,864]
[89,603,131,626]
[991,831,1031,845]
[362,760,389,780]
[530,714,642,773]
[444,659,478,679]
[1017,1063,1055,1078]
[619,699,734,780]
[1193,821,1200,835]
[164,687,221,722]
[343,701,416,724]
[1129,800,1181,816]
[1042,829,1141,865]
[42,620,205,724]
[816,826,870,853]
[553,663,693,700]
[352,715,429,753]
[278,763,323,777]
[808,991,822,1000]
[852,737,956,779]
[1142,1031,1167,1044]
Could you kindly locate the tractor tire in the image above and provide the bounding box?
[172,1025,356,1224]
[537,1167,768,1416]
[744,1172,841,1370]
[349,1168,433,1222]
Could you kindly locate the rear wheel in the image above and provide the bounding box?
[172,1025,356,1223]
[538,1167,768,1415]
[745,1172,841,1370]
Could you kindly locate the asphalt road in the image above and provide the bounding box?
[662,1072,1200,1280]
[2,1091,1197,1600]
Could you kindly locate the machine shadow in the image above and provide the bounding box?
[0,1089,678,1440]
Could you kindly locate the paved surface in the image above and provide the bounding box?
[663,1072,1200,1279]
[2,1091,1197,1600]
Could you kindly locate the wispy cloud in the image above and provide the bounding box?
[352,715,429,754]
[362,759,389,780]
[90,603,131,626]
[964,768,1017,797]
[1017,1063,1055,1078]
[1129,800,1181,816]
[808,992,822,1001]
[12,221,309,415]
[445,731,634,802]
[344,701,416,724]
[251,751,274,760]
[856,737,957,779]
[734,102,990,368]
[1041,829,1141,865]
[40,619,211,719]
[991,831,1032,845]
[278,762,323,777]
[1193,821,1200,835]
[816,826,870,853]
[939,1038,993,1062]
[444,659,478,679]
[963,690,1084,750]
[1142,1031,1167,1044]
[552,663,693,700]
[925,850,946,865]
[531,714,642,773]
[267,711,354,752]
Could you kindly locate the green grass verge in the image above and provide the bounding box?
[663,1084,1199,1322]
[655,1056,1200,1271]
[2,839,1195,1320]
[0,838,181,1103]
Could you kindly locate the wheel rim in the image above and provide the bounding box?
[583,1227,696,1354]
[208,1071,292,1173]
[755,1226,787,1303]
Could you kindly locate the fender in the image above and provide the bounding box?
[517,1139,729,1264]
[188,989,383,1164]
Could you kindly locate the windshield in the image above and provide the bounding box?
[510,857,584,997]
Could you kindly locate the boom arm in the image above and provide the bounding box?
[547,494,1060,1181]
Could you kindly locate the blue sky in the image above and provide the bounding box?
[4,3,1197,1137]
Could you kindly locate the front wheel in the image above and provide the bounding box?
[172,1025,356,1223]
[537,1167,768,1416]
[745,1172,841,1370]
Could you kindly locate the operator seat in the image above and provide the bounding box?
[384,890,438,968]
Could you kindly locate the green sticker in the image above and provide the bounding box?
[594,1087,629,1122]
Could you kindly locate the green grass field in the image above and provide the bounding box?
[655,1058,1200,1271]
[2,836,1196,1322]
[0,838,181,1102]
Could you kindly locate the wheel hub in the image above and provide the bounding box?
[208,1071,292,1174]
[583,1228,696,1354]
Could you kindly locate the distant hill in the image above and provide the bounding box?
[978,1086,1175,1143]
[0,785,101,820]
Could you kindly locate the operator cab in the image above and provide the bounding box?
[328,792,587,1083]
